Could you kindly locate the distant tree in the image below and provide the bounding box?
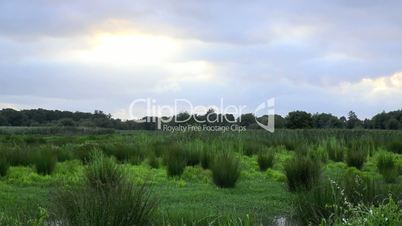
[386,118,400,130]
[58,118,76,127]
[0,114,7,126]
[312,113,342,128]
[238,113,255,127]
[0,108,27,126]
[346,111,362,129]
[286,111,313,129]
[175,112,191,124]
[275,115,286,129]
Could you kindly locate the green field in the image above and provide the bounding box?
[0,130,402,225]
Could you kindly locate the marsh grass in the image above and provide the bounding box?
[257,149,275,171]
[388,140,402,154]
[85,151,125,187]
[32,147,57,175]
[147,152,160,169]
[345,147,367,170]
[51,151,157,226]
[377,152,399,183]
[284,155,320,192]
[0,156,9,177]
[211,152,240,188]
[325,137,344,162]
[293,171,393,225]
[201,149,212,169]
[164,144,187,177]
[242,142,263,156]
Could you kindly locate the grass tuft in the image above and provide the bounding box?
[211,152,240,188]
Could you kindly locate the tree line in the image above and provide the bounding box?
[0,108,401,130]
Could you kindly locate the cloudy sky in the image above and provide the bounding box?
[1,0,402,119]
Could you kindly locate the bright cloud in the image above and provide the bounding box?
[1,0,402,118]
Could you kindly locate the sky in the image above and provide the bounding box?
[1,0,402,119]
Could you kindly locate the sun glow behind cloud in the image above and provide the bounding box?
[71,32,181,66]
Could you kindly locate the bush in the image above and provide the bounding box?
[164,145,187,177]
[51,151,157,226]
[0,156,9,177]
[345,148,367,170]
[284,156,320,192]
[377,152,399,183]
[211,152,240,188]
[257,150,274,171]
[32,147,57,175]
[388,141,402,154]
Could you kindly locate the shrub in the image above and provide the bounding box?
[0,156,9,177]
[257,150,274,171]
[345,148,367,170]
[377,152,399,183]
[32,147,57,175]
[164,145,187,177]
[85,151,124,187]
[51,151,157,226]
[388,141,402,154]
[211,152,240,188]
[284,156,320,192]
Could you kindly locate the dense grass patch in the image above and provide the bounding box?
[164,144,187,177]
[200,149,212,169]
[85,151,125,186]
[242,142,263,156]
[147,152,160,169]
[377,152,399,183]
[0,156,9,177]
[345,147,367,170]
[325,137,344,162]
[284,155,320,192]
[388,140,402,154]
[50,151,158,226]
[293,169,402,225]
[211,152,240,188]
[257,149,275,171]
[32,147,57,175]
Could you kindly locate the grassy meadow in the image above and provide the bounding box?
[0,129,402,225]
